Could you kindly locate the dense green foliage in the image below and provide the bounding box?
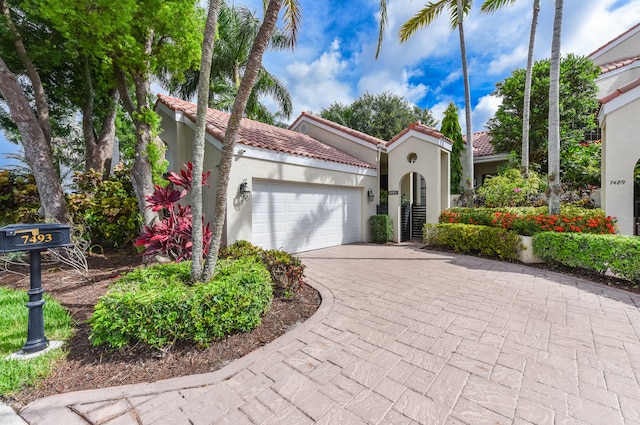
[370,214,393,243]
[219,241,306,297]
[561,141,601,188]
[477,168,544,207]
[487,55,600,171]
[0,287,73,396]
[440,102,465,194]
[89,258,273,349]
[68,170,141,248]
[441,207,616,236]
[0,170,41,225]
[533,233,640,283]
[320,92,437,140]
[423,223,520,261]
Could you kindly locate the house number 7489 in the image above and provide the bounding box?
[609,180,626,185]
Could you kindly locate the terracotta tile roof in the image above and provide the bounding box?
[598,55,640,74]
[156,94,376,169]
[588,22,640,58]
[387,122,449,147]
[462,131,497,157]
[599,76,640,104]
[290,112,386,146]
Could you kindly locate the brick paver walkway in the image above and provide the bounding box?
[19,243,640,424]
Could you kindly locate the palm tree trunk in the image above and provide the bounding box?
[547,0,563,215]
[457,0,474,206]
[521,0,539,176]
[190,0,221,283]
[201,0,284,282]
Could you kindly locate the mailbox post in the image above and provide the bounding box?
[0,224,72,355]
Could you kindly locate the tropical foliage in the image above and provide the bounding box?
[320,92,437,140]
[440,102,465,194]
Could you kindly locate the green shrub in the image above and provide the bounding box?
[220,240,306,298]
[0,169,41,225]
[533,233,640,282]
[477,168,544,207]
[370,214,393,243]
[68,169,141,248]
[89,257,273,349]
[423,223,521,261]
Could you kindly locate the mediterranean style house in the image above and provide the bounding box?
[155,95,452,251]
[589,22,640,236]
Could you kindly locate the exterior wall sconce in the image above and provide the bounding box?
[367,189,375,202]
[239,179,251,201]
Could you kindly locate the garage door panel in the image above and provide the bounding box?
[252,181,361,253]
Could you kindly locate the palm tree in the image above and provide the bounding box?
[165,3,293,123]
[548,0,563,215]
[377,0,475,204]
[481,0,540,176]
[197,0,300,282]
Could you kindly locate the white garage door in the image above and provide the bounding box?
[252,181,361,253]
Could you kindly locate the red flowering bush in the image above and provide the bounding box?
[135,163,212,261]
[440,208,617,236]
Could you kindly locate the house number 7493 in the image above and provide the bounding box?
[609,180,626,185]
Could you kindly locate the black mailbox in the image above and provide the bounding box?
[0,223,72,355]
[0,223,72,253]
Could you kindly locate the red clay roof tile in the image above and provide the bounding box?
[462,131,496,157]
[598,55,640,74]
[599,76,640,104]
[588,22,640,58]
[156,94,376,170]
[387,122,449,147]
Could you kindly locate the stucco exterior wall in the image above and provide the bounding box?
[226,153,377,245]
[597,66,640,98]
[387,135,449,242]
[600,96,640,235]
[591,31,640,66]
[291,121,379,165]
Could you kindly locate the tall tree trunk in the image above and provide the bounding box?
[191,0,221,282]
[0,57,69,223]
[115,63,158,228]
[521,0,540,176]
[547,0,563,215]
[201,0,283,282]
[82,60,119,178]
[457,0,474,206]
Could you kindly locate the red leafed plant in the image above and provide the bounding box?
[135,163,212,261]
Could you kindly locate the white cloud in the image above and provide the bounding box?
[357,69,428,104]
[487,45,528,75]
[281,39,354,119]
[472,94,502,132]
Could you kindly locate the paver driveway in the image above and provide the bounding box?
[20,243,640,424]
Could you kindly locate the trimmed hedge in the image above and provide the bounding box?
[423,223,521,261]
[89,257,273,349]
[532,232,640,283]
[370,214,393,243]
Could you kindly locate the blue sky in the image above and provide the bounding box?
[1,0,639,167]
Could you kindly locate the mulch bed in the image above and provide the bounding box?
[0,251,320,409]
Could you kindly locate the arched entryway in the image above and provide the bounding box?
[398,171,427,241]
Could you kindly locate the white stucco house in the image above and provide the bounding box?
[155,95,452,252]
[589,22,640,235]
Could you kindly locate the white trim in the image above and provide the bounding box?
[474,153,509,164]
[589,25,640,63]
[234,144,377,176]
[292,116,381,151]
[386,129,452,153]
[599,84,640,124]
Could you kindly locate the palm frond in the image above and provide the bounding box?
[399,0,449,43]
[448,0,472,28]
[480,0,517,13]
[376,0,389,59]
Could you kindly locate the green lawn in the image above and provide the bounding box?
[0,287,73,396]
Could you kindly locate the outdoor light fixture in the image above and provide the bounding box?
[239,179,251,201]
[367,189,375,202]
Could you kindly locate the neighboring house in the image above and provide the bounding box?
[463,131,509,187]
[156,95,452,251]
[589,22,640,236]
